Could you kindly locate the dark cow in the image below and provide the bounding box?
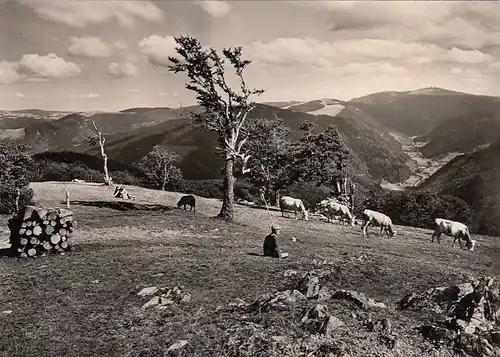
[177,195,196,212]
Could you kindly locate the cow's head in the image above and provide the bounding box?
[466,239,477,252]
[303,209,309,221]
[390,230,397,237]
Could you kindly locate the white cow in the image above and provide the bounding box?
[315,199,355,226]
[431,218,474,250]
[361,209,396,237]
[279,196,309,221]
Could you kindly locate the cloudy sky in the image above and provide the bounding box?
[1,0,500,111]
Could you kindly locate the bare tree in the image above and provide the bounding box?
[84,121,112,185]
[168,35,264,221]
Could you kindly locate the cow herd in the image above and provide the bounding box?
[277,195,477,252]
[174,193,476,252]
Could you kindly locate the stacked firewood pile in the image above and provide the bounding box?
[7,205,76,258]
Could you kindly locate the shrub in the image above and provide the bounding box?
[0,142,34,214]
[0,186,34,215]
[110,170,145,186]
[366,191,473,230]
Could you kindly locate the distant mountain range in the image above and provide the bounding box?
[2,87,499,205]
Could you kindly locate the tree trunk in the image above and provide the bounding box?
[161,164,167,191]
[218,158,235,220]
[102,153,111,185]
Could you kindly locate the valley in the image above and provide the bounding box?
[381,132,464,191]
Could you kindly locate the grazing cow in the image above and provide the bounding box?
[177,195,196,212]
[71,178,85,183]
[361,209,396,237]
[315,199,355,226]
[279,196,309,221]
[431,218,473,250]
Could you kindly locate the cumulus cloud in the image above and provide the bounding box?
[447,47,493,64]
[18,0,164,28]
[290,1,500,50]
[14,92,44,99]
[139,35,178,67]
[113,41,127,51]
[0,61,22,84]
[16,53,81,80]
[69,93,100,99]
[195,0,232,18]
[248,37,497,73]
[107,62,138,78]
[68,36,113,58]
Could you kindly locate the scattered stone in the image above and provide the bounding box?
[489,330,500,345]
[298,273,321,299]
[317,287,332,301]
[142,296,162,309]
[367,318,392,334]
[165,340,188,355]
[331,289,387,310]
[1,310,12,314]
[283,269,298,277]
[252,289,306,311]
[91,279,100,284]
[380,334,399,350]
[301,304,329,323]
[419,324,457,346]
[228,298,248,309]
[320,315,345,337]
[455,332,498,357]
[138,286,158,297]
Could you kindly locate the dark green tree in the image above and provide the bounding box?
[138,145,183,190]
[245,115,291,205]
[288,121,349,190]
[0,141,34,214]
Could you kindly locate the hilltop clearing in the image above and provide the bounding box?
[1,182,499,356]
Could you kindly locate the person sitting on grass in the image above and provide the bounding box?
[263,225,288,259]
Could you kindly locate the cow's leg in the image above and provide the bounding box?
[281,209,285,218]
[294,209,298,220]
[431,231,436,243]
[362,220,370,237]
[436,232,441,244]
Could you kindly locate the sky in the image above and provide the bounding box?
[1,0,500,111]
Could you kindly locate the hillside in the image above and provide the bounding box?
[415,101,500,158]
[18,107,190,152]
[417,141,500,235]
[349,88,500,143]
[1,181,499,357]
[418,141,500,204]
[91,104,411,186]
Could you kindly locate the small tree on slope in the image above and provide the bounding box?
[245,115,291,206]
[0,142,34,214]
[168,35,264,221]
[139,146,182,190]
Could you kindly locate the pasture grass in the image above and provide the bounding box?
[0,182,499,356]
